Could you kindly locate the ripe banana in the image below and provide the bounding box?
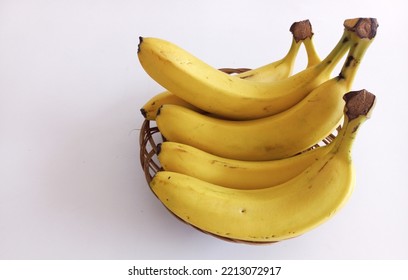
[149,89,376,242]
[140,20,316,121]
[138,19,360,120]
[155,26,377,160]
[157,141,331,189]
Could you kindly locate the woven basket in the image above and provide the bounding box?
[139,68,339,244]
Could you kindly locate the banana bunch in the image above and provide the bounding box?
[138,18,379,243]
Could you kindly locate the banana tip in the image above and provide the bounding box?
[140,108,147,118]
[156,143,162,155]
[138,36,144,53]
[156,105,163,117]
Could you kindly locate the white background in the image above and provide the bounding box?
[1,0,407,259]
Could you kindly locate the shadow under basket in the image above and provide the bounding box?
[138,68,340,244]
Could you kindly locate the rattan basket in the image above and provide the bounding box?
[138,68,340,244]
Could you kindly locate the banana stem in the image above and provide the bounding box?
[337,18,378,88]
[344,18,378,40]
[280,37,302,64]
[303,37,321,67]
[317,31,351,72]
[337,36,374,88]
[343,89,376,121]
[331,89,376,156]
[316,18,378,76]
[290,19,321,68]
[290,19,313,42]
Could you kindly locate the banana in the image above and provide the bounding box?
[157,141,331,189]
[138,18,364,120]
[149,89,376,242]
[140,20,316,120]
[155,26,377,160]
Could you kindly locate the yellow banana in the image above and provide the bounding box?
[155,28,377,160]
[140,20,315,120]
[157,141,331,189]
[149,89,376,243]
[138,18,364,120]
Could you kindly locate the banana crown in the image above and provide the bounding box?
[290,19,314,42]
[343,89,376,120]
[343,18,378,39]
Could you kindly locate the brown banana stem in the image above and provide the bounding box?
[344,18,379,39]
[343,89,376,120]
[290,19,314,42]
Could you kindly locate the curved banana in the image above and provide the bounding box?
[138,18,363,120]
[140,20,315,120]
[155,30,376,160]
[150,89,376,242]
[157,141,331,189]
